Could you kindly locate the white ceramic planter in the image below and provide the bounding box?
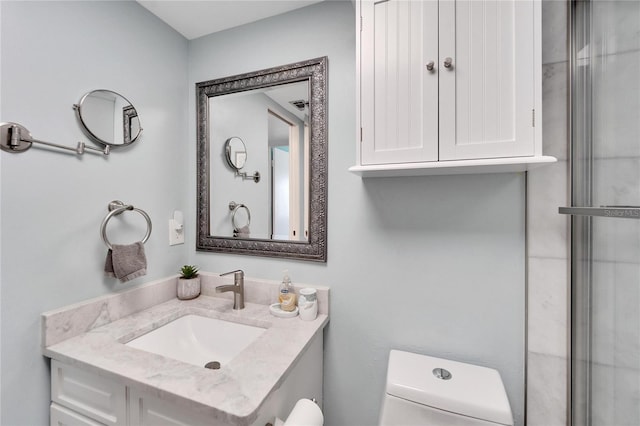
[177,277,200,300]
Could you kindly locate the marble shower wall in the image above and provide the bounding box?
[527,1,570,425]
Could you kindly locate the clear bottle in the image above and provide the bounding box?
[279,270,297,312]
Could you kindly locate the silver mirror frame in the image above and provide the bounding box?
[74,89,142,147]
[196,57,328,262]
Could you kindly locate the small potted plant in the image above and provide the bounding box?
[177,265,200,300]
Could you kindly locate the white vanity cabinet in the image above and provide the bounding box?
[49,333,324,426]
[353,0,555,176]
[128,389,212,426]
[50,374,226,426]
[50,360,126,426]
[51,403,108,426]
[49,363,210,426]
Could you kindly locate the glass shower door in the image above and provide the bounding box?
[567,1,640,425]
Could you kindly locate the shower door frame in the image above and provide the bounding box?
[568,1,640,424]
[569,1,593,424]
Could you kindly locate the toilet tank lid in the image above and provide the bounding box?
[385,350,514,426]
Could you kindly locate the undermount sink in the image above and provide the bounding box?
[125,315,266,368]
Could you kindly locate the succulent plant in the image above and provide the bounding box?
[179,265,199,279]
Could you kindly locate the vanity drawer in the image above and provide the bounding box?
[129,388,213,426]
[51,402,106,426]
[51,360,127,426]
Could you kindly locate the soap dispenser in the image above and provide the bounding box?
[279,270,296,312]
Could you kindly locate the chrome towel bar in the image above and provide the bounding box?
[101,200,152,249]
[228,201,251,231]
[559,206,640,219]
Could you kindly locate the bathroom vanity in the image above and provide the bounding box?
[42,274,329,426]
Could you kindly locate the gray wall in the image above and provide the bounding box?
[0,2,189,425]
[0,2,3,418]
[1,1,527,425]
[188,2,526,425]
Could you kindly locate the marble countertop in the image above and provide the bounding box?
[43,282,329,425]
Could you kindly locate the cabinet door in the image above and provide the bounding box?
[360,0,439,165]
[439,0,536,160]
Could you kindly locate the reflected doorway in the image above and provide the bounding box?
[269,110,307,240]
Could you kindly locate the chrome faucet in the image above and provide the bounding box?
[217,270,245,310]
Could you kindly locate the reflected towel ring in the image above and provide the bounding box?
[100,200,152,250]
[228,201,251,230]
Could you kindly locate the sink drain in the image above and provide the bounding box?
[204,361,221,370]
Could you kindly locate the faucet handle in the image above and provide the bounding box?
[220,269,244,279]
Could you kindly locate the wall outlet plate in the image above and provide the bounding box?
[169,220,184,245]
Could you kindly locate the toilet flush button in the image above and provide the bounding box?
[433,368,452,380]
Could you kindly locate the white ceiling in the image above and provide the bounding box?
[137,0,325,40]
[264,81,308,121]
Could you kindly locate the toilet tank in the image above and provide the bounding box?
[379,350,513,426]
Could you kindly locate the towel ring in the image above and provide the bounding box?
[228,201,251,230]
[101,200,152,250]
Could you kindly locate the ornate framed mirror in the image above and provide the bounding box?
[196,57,327,262]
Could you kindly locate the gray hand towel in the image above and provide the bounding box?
[234,225,250,238]
[104,241,147,282]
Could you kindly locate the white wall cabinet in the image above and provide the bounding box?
[352,0,555,177]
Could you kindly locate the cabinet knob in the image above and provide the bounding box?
[425,61,435,72]
[443,57,453,69]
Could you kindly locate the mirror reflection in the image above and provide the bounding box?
[196,57,327,262]
[225,137,247,170]
[75,89,142,147]
[209,81,309,241]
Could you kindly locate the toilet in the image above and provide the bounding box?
[379,350,514,426]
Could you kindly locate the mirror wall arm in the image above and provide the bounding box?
[30,136,110,156]
[235,169,261,183]
[1,122,109,156]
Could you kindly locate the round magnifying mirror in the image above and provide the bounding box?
[75,89,142,147]
[225,137,247,170]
